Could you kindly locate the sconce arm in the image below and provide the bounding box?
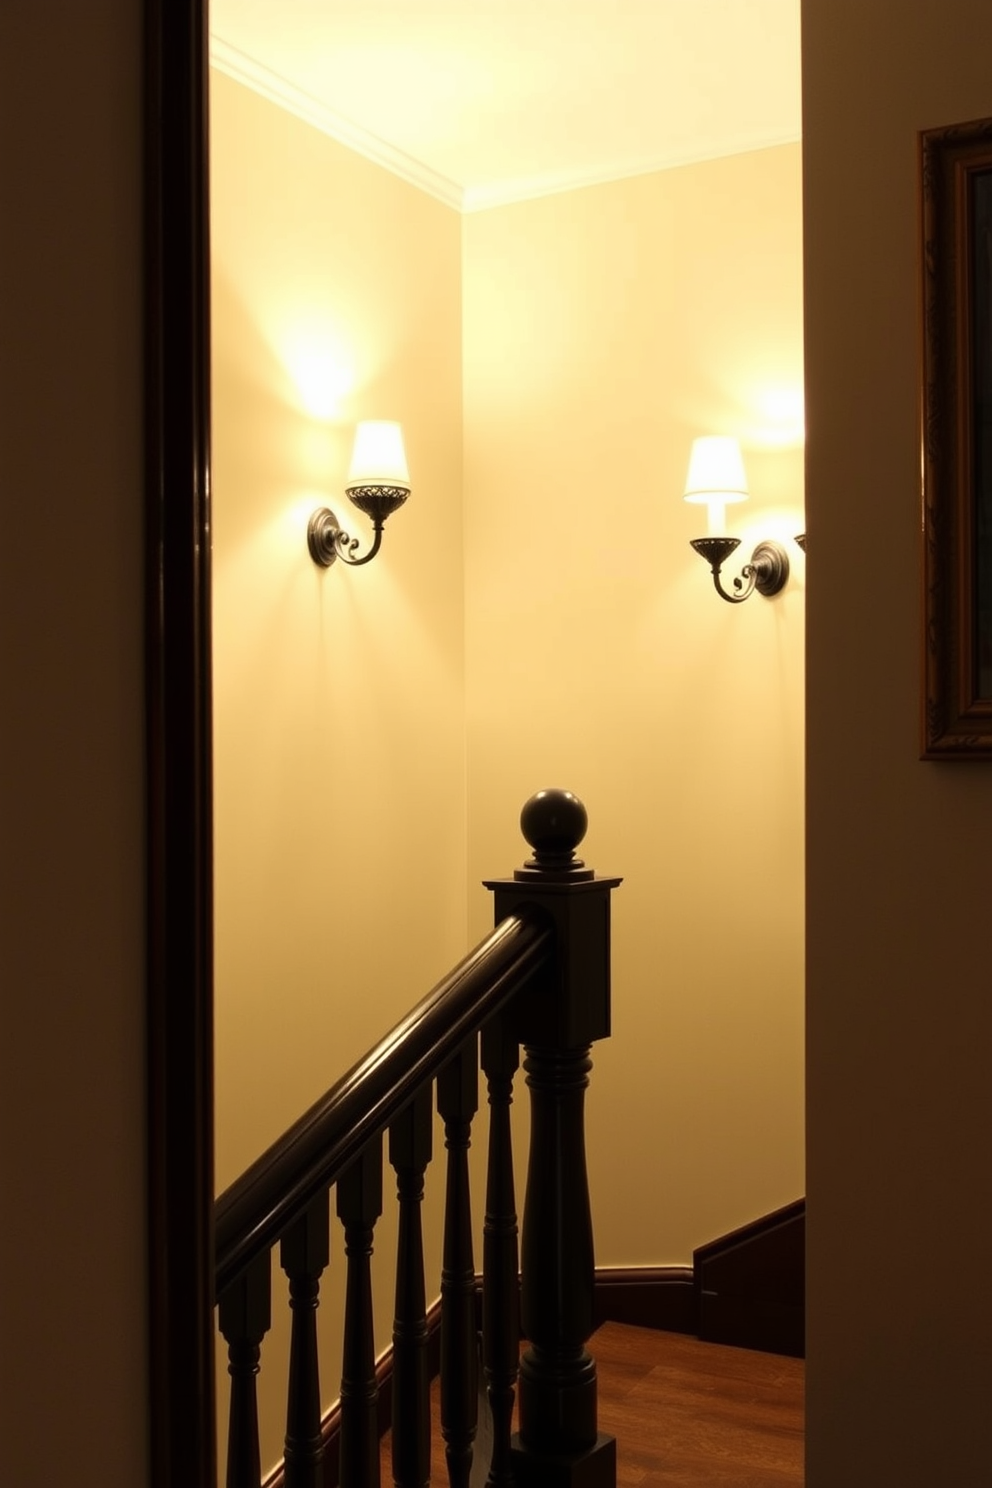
[308,483,410,570]
[337,518,385,567]
[715,570,757,604]
[307,507,385,568]
[689,538,789,604]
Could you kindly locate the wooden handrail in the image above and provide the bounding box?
[215,909,553,1296]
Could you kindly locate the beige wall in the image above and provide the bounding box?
[209,71,466,1473]
[0,1,148,1482]
[211,72,466,1189]
[463,145,806,1263]
[803,0,992,1481]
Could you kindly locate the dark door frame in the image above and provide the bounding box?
[145,3,215,1485]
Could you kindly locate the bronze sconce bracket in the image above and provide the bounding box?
[689,537,790,604]
[307,484,409,569]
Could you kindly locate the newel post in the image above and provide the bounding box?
[484,789,621,1488]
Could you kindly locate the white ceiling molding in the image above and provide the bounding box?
[209,2,801,216]
[209,35,465,211]
[211,31,800,216]
[461,125,802,213]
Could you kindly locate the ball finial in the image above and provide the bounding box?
[516,789,592,880]
[520,789,587,853]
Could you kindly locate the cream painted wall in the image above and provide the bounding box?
[211,72,466,1189]
[0,1,148,1482]
[210,71,465,1473]
[803,0,992,1481]
[463,145,806,1264]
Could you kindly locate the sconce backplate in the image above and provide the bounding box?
[750,540,789,597]
[307,507,342,567]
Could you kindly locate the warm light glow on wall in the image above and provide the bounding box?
[280,323,357,420]
[744,383,806,447]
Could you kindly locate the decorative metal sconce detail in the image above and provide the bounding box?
[689,535,790,603]
[308,420,411,569]
[683,435,797,605]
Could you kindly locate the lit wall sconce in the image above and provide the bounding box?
[307,420,411,568]
[683,435,790,604]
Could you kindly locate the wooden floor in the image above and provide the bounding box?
[593,1324,804,1487]
[383,1323,804,1487]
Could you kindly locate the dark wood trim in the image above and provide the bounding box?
[694,1199,805,1358]
[593,1266,696,1334]
[920,114,992,756]
[594,1203,806,1357]
[144,3,215,1487]
[595,1203,806,1353]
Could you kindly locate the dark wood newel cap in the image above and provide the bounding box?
[485,789,621,1046]
[517,789,594,882]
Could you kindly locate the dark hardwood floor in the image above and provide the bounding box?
[594,1323,804,1487]
[381,1322,804,1487]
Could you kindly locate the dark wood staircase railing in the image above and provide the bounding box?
[214,790,621,1488]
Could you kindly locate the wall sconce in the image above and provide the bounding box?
[307,420,411,568]
[683,435,790,604]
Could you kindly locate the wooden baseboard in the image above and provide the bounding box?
[593,1265,696,1333]
[694,1198,805,1358]
[594,1200,805,1354]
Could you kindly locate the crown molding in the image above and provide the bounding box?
[208,35,465,211]
[210,34,800,217]
[461,127,802,213]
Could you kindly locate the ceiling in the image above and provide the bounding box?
[209,0,801,211]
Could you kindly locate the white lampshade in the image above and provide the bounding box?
[683,435,748,535]
[346,420,410,489]
[683,436,749,505]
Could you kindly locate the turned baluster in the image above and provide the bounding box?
[484,789,621,1488]
[480,1014,520,1488]
[219,1250,272,1488]
[337,1139,384,1488]
[437,1037,479,1488]
[280,1192,330,1488]
[517,1043,599,1456]
[388,1088,433,1488]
